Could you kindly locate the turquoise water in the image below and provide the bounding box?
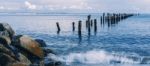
[0,13,150,66]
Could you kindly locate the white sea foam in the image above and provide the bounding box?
[47,50,145,65]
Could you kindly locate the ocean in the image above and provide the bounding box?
[0,13,150,66]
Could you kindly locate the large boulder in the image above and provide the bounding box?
[0,23,15,39]
[12,35,44,59]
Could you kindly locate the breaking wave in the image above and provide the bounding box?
[47,50,150,65]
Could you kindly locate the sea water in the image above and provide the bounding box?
[0,13,150,66]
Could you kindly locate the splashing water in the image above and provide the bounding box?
[46,50,150,65]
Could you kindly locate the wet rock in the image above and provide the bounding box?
[0,23,15,39]
[12,35,44,59]
[39,60,44,66]
[0,44,16,59]
[35,39,47,47]
[18,53,32,65]
[45,61,62,66]
[45,58,62,66]
[7,62,28,66]
[0,53,16,66]
[43,48,54,56]
[141,57,150,64]
[0,30,10,38]
[45,54,62,66]
[0,36,11,45]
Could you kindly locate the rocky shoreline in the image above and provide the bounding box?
[0,23,61,66]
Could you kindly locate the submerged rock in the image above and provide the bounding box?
[45,61,62,66]
[43,48,54,56]
[141,57,150,64]
[0,23,15,39]
[35,39,47,47]
[45,54,62,66]
[12,35,44,59]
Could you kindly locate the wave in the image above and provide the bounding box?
[46,50,150,65]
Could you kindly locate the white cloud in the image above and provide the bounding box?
[0,0,150,13]
[25,1,36,10]
[0,6,4,9]
[32,0,91,10]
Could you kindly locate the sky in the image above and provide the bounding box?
[0,0,150,13]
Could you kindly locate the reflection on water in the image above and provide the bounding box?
[0,13,150,66]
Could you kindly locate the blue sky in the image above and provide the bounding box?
[0,0,150,13]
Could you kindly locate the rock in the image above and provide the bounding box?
[7,62,28,66]
[0,45,31,65]
[12,35,44,59]
[45,61,62,66]
[18,53,32,65]
[0,36,11,45]
[45,54,62,66]
[0,44,17,59]
[35,39,47,47]
[39,60,44,66]
[0,44,32,66]
[0,53,16,66]
[43,48,54,56]
[0,30,10,38]
[141,57,150,64]
[0,23,15,39]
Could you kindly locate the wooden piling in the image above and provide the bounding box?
[100,16,103,26]
[72,22,75,32]
[103,13,105,22]
[87,15,91,35]
[94,19,97,34]
[86,20,88,29]
[78,20,82,40]
[91,20,93,27]
[56,22,60,34]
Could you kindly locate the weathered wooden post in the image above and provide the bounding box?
[94,19,97,35]
[56,22,61,34]
[78,20,82,41]
[87,15,91,35]
[86,20,88,29]
[72,22,75,32]
[107,14,110,23]
[91,20,93,27]
[102,13,105,23]
[100,16,103,26]
[100,16,103,22]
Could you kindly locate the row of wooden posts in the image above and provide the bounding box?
[56,13,135,41]
[103,13,134,27]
